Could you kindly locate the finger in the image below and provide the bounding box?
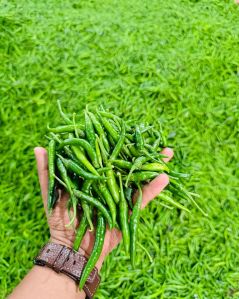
[161,147,174,163]
[136,173,169,209]
[34,147,48,210]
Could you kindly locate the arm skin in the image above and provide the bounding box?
[9,147,173,299]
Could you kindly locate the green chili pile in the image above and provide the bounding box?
[46,101,204,290]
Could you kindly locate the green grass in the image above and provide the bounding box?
[0,0,239,298]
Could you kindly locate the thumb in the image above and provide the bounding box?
[34,147,48,211]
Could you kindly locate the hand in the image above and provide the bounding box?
[34,147,173,270]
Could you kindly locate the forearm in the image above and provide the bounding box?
[8,266,86,299]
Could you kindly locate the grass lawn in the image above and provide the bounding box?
[0,0,239,298]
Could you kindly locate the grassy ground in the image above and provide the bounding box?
[0,0,239,298]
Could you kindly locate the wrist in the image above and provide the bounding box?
[50,237,105,272]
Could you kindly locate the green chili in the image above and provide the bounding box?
[59,138,99,168]
[135,125,144,151]
[118,173,130,253]
[47,125,85,137]
[85,110,96,148]
[58,155,104,180]
[47,139,57,212]
[81,180,94,231]
[88,111,110,152]
[126,171,159,183]
[56,158,77,227]
[98,182,116,227]
[79,213,106,290]
[73,189,113,228]
[57,100,72,125]
[126,156,149,186]
[110,121,126,161]
[130,183,143,268]
[73,213,88,251]
[106,163,120,204]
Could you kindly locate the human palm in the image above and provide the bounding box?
[34,147,173,269]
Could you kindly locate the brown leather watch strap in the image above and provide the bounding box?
[34,242,100,299]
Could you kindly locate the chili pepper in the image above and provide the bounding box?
[57,100,72,125]
[100,116,119,141]
[126,171,159,183]
[47,139,57,212]
[59,138,99,168]
[47,125,85,137]
[73,189,113,228]
[157,193,190,213]
[58,155,104,180]
[97,166,113,173]
[73,213,88,251]
[135,125,144,151]
[97,182,116,227]
[97,135,109,165]
[112,159,132,170]
[71,145,99,176]
[85,110,96,148]
[125,187,133,210]
[130,183,143,268]
[56,158,77,227]
[141,162,169,172]
[106,163,120,204]
[118,173,130,253]
[126,156,149,186]
[81,180,94,231]
[110,121,126,161]
[153,137,162,151]
[88,111,110,152]
[79,213,106,290]
[95,137,103,168]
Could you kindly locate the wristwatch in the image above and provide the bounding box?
[34,242,100,299]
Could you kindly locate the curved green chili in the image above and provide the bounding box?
[57,100,72,125]
[73,213,88,251]
[79,213,106,289]
[135,125,144,151]
[85,110,96,148]
[58,155,104,180]
[71,145,99,176]
[47,125,85,137]
[56,158,77,227]
[118,173,130,253]
[88,111,110,152]
[81,180,94,231]
[126,171,159,183]
[73,189,113,228]
[98,182,116,227]
[47,139,57,212]
[130,183,143,268]
[59,138,99,168]
[106,163,120,204]
[126,156,149,186]
[110,121,126,161]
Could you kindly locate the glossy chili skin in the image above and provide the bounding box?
[58,155,104,180]
[110,121,126,161]
[73,189,113,229]
[126,156,149,186]
[81,180,94,231]
[79,213,106,290]
[118,173,130,253]
[47,139,57,212]
[48,125,85,137]
[56,158,77,227]
[106,164,120,204]
[59,138,99,168]
[73,213,87,251]
[85,110,96,148]
[130,184,143,268]
[97,182,116,227]
[88,111,110,152]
